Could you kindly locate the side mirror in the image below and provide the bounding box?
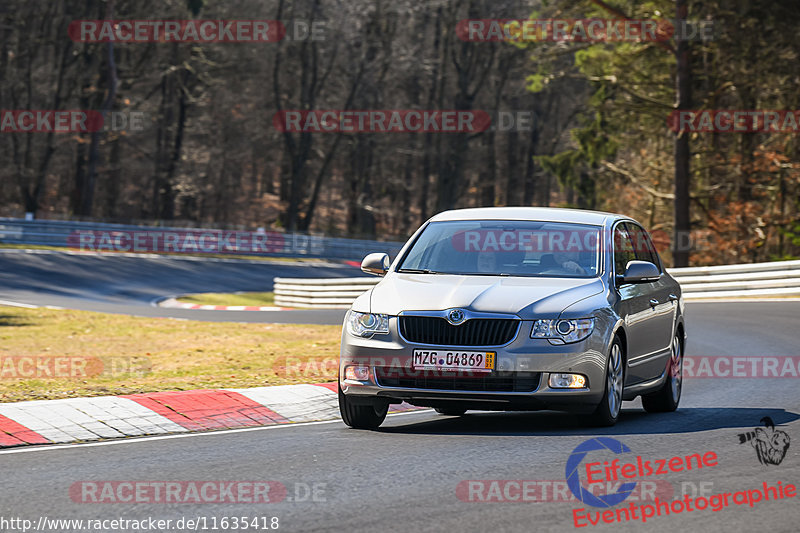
[617,260,660,285]
[361,252,390,276]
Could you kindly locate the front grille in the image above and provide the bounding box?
[374,367,540,392]
[399,316,519,346]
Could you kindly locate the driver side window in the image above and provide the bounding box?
[613,224,636,275]
[624,223,663,272]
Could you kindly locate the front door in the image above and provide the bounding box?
[613,223,673,384]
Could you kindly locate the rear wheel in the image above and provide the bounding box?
[338,385,388,429]
[642,332,683,413]
[434,407,467,416]
[588,337,624,427]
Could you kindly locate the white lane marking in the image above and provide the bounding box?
[688,298,800,303]
[153,297,293,312]
[0,300,38,308]
[0,409,433,455]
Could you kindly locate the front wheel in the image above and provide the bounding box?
[642,332,683,413]
[588,337,624,427]
[338,385,388,429]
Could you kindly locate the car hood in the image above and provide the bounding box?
[367,273,605,317]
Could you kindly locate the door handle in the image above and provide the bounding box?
[649,298,659,307]
[668,293,678,301]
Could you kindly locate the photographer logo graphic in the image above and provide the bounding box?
[737,416,790,466]
[565,437,637,508]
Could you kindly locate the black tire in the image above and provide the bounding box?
[588,336,625,427]
[434,407,467,416]
[338,385,388,429]
[642,332,683,413]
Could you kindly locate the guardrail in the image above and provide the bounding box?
[0,218,403,261]
[670,259,800,299]
[274,259,800,308]
[274,277,381,308]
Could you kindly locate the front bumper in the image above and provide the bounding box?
[340,317,609,413]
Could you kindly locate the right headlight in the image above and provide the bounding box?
[346,310,390,338]
[531,318,594,344]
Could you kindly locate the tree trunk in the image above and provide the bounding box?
[673,0,692,267]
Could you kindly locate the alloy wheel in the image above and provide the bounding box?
[669,335,683,402]
[607,343,623,418]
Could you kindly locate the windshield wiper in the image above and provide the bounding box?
[396,268,443,274]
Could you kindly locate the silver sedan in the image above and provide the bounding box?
[339,207,686,428]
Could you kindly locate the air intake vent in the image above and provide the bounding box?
[374,368,540,392]
[399,316,519,346]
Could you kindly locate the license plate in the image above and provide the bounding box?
[412,349,495,372]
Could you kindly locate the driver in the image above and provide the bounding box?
[553,250,587,275]
[476,251,497,273]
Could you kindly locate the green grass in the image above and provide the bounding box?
[176,292,276,307]
[0,243,65,252]
[0,306,340,402]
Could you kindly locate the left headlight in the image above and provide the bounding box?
[346,311,390,338]
[531,318,594,344]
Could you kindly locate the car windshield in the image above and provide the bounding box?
[397,220,601,278]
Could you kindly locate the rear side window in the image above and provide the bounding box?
[624,223,662,272]
[613,224,637,275]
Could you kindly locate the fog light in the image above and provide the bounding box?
[344,365,371,381]
[549,373,587,389]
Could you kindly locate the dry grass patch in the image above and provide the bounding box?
[176,292,276,306]
[0,306,340,402]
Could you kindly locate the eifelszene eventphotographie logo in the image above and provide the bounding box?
[566,437,638,508]
[565,437,719,508]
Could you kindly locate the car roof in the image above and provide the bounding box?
[429,207,624,226]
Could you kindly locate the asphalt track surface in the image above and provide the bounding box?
[0,249,353,324]
[0,251,798,532]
